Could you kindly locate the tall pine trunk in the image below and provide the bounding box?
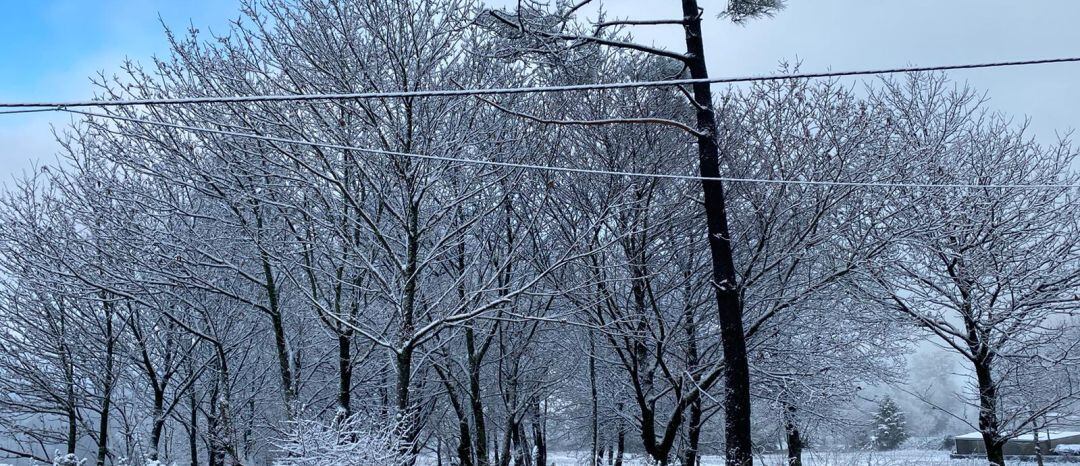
[679,1,753,464]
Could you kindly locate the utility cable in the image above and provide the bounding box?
[58,108,1080,190]
[1,57,1078,109]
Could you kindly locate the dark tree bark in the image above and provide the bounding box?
[394,199,422,465]
[614,414,625,466]
[783,404,803,466]
[682,286,702,466]
[530,399,546,466]
[589,333,600,466]
[189,378,199,466]
[63,345,78,455]
[395,347,417,459]
[498,419,513,466]
[679,1,753,465]
[433,360,475,466]
[337,333,352,417]
[973,357,1005,466]
[487,3,753,462]
[1033,425,1045,466]
[96,301,117,466]
[128,307,178,462]
[467,325,492,466]
[262,255,297,417]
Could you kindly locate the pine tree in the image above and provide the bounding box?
[871,397,908,450]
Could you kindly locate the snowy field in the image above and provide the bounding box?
[436,450,1061,465]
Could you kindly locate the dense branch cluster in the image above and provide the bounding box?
[0,1,1077,466]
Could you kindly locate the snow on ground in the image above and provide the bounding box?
[463,450,1053,465]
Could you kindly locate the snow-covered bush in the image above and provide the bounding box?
[1055,444,1080,456]
[52,454,85,466]
[274,412,413,466]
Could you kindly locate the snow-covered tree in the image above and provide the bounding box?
[865,73,1080,466]
[870,397,908,451]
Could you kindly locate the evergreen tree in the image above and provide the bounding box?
[871,397,908,450]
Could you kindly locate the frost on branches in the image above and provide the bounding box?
[274,412,413,466]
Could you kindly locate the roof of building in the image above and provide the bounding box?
[954,431,1080,441]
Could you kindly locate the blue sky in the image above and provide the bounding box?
[0,0,234,99]
[2,0,1080,179]
[0,0,235,180]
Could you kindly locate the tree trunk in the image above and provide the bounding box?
[678,1,753,465]
[190,381,199,466]
[974,360,1005,466]
[208,342,234,466]
[396,347,417,464]
[337,333,352,417]
[683,300,702,466]
[614,419,625,466]
[513,422,529,466]
[589,333,600,466]
[435,360,475,466]
[396,203,421,465]
[207,388,225,466]
[783,404,803,466]
[467,327,490,466]
[682,397,702,466]
[498,420,513,466]
[256,208,297,420]
[458,419,475,466]
[1033,425,1044,466]
[65,352,78,456]
[266,287,296,417]
[96,304,116,466]
[531,399,546,466]
[149,389,166,461]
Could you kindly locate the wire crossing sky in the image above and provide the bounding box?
[2,0,1080,180]
[1,57,1079,109]
[60,108,1080,190]
[0,56,1071,190]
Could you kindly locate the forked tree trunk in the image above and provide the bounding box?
[468,327,491,466]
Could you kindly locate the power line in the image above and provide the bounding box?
[3,57,1080,109]
[59,108,1080,190]
[0,108,62,115]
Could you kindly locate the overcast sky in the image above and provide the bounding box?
[2,0,1079,180]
